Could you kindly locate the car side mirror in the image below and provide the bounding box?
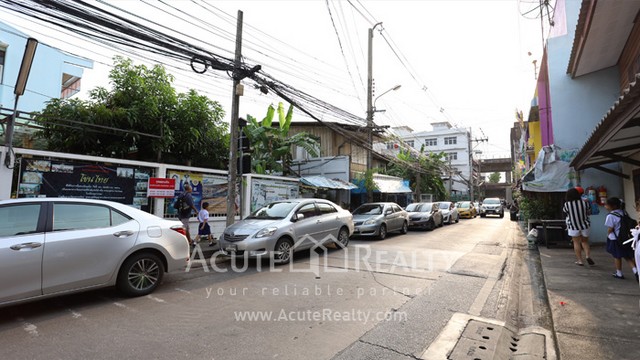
[293,213,305,222]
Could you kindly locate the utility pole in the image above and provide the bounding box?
[227,10,243,227]
[468,128,474,202]
[366,23,382,203]
[448,157,453,201]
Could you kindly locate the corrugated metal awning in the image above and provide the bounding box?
[300,176,357,190]
[373,175,412,194]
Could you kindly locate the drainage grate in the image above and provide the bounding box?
[447,320,546,359]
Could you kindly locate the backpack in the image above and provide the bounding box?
[611,211,638,247]
[172,194,184,210]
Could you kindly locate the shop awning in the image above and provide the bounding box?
[374,176,412,193]
[300,176,357,190]
[570,73,640,179]
[350,174,412,194]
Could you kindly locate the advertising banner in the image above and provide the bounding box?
[250,178,299,213]
[166,171,232,215]
[18,158,153,211]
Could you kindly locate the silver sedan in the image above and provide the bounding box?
[351,202,409,239]
[219,199,354,264]
[0,198,190,308]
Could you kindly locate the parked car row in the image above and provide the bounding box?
[1,196,503,307]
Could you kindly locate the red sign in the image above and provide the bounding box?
[148,178,176,198]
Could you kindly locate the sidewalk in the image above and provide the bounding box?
[538,244,640,360]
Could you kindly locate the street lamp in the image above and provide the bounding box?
[4,37,38,168]
[373,84,401,112]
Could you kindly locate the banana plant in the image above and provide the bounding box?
[244,102,320,175]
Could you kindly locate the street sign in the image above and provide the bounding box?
[148,178,175,198]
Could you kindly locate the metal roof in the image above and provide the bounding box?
[300,176,357,190]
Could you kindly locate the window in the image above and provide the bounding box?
[444,136,457,145]
[317,202,337,214]
[425,138,437,147]
[386,142,396,150]
[296,203,318,219]
[446,152,458,161]
[53,204,112,231]
[392,205,402,213]
[0,47,5,83]
[406,140,414,148]
[0,204,41,237]
[112,211,132,226]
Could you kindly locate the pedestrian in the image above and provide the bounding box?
[198,202,215,246]
[178,184,198,246]
[563,187,594,266]
[604,197,638,280]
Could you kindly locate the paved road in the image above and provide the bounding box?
[0,215,517,360]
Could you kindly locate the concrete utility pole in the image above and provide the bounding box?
[226,10,243,227]
[366,23,382,203]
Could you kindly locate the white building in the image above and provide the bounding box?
[380,122,472,199]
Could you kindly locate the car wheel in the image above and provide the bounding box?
[499,212,504,218]
[427,218,435,231]
[378,224,387,240]
[400,221,408,234]
[117,252,164,297]
[273,237,294,265]
[335,227,350,249]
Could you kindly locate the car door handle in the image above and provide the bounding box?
[113,230,134,238]
[316,220,322,224]
[10,242,42,250]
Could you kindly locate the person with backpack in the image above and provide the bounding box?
[604,197,638,281]
[176,184,198,246]
[563,187,594,266]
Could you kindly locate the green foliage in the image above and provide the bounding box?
[488,172,501,183]
[354,168,380,194]
[244,102,320,175]
[514,191,559,221]
[381,146,447,200]
[37,56,228,167]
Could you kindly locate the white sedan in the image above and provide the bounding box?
[0,198,190,308]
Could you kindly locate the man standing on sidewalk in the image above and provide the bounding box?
[178,184,199,246]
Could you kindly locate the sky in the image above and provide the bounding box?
[1,0,553,159]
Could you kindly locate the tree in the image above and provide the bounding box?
[488,172,501,183]
[244,102,320,175]
[37,57,228,167]
[383,146,447,200]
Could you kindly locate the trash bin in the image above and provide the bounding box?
[510,208,518,221]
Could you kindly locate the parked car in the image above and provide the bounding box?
[352,202,409,239]
[457,201,477,219]
[219,199,353,264]
[438,201,459,224]
[0,198,190,308]
[406,202,443,230]
[479,197,504,218]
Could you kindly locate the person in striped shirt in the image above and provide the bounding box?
[563,187,594,266]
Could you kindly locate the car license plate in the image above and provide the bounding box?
[225,245,238,252]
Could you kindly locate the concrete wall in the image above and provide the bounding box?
[546,0,624,242]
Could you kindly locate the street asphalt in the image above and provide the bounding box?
[1,215,613,359]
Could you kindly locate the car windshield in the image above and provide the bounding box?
[247,202,297,219]
[439,202,450,210]
[458,202,470,209]
[484,199,500,205]
[353,204,383,215]
[407,203,432,212]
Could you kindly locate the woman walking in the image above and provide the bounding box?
[563,187,594,266]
